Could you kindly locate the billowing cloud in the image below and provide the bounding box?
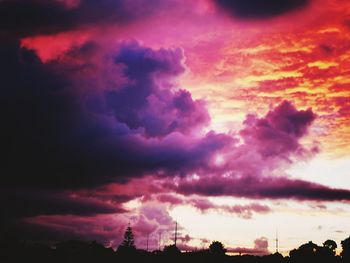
[240,100,317,160]
[0,38,231,240]
[2,37,349,243]
[1,40,230,191]
[107,42,210,137]
[161,101,350,202]
[213,0,309,19]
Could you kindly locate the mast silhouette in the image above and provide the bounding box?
[146,233,149,251]
[275,229,279,253]
[174,221,178,247]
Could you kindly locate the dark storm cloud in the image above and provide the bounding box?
[0,38,231,238]
[2,38,348,208]
[214,0,309,19]
[0,36,234,243]
[1,40,230,190]
[0,0,162,37]
[0,188,125,218]
[1,20,349,243]
[173,175,350,201]
[107,42,210,137]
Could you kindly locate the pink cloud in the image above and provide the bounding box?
[150,193,271,219]
[189,198,271,219]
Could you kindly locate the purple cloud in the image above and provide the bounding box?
[158,101,350,202]
[107,42,210,137]
[1,38,230,239]
[2,40,231,190]
[240,100,317,160]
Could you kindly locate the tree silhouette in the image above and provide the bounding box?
[163,244,181,256]
[341,236,350,260]
[117,225,136,254]
[323,239,337,253]
[209,241,226,256]
[290,241,318,263]
[316,239,338,262]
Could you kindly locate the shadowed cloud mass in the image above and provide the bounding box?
[2,36,350,242]
[2,39,229,190]
[1,0,350,247]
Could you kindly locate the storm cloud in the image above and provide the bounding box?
[2,38,350,229]
[1,0,349,245]
[1,39,231,190]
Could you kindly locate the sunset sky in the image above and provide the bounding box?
[2,0,350,256]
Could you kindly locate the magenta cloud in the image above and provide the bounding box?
[107,41,210,137]
[240,100,317,160]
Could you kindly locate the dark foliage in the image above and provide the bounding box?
[209,241,227,256]
[117,225,136,255]
[163,244,181,256]
[1,235,349,263]
[341,236,350,260]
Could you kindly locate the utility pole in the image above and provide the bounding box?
[146,233,149,251]
[158,232,162,251]
[174,221,178,247]
[275,229,279,253]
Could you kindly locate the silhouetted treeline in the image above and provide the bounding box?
[1,235,349,263]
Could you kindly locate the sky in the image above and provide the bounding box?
[1,0,350,256]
